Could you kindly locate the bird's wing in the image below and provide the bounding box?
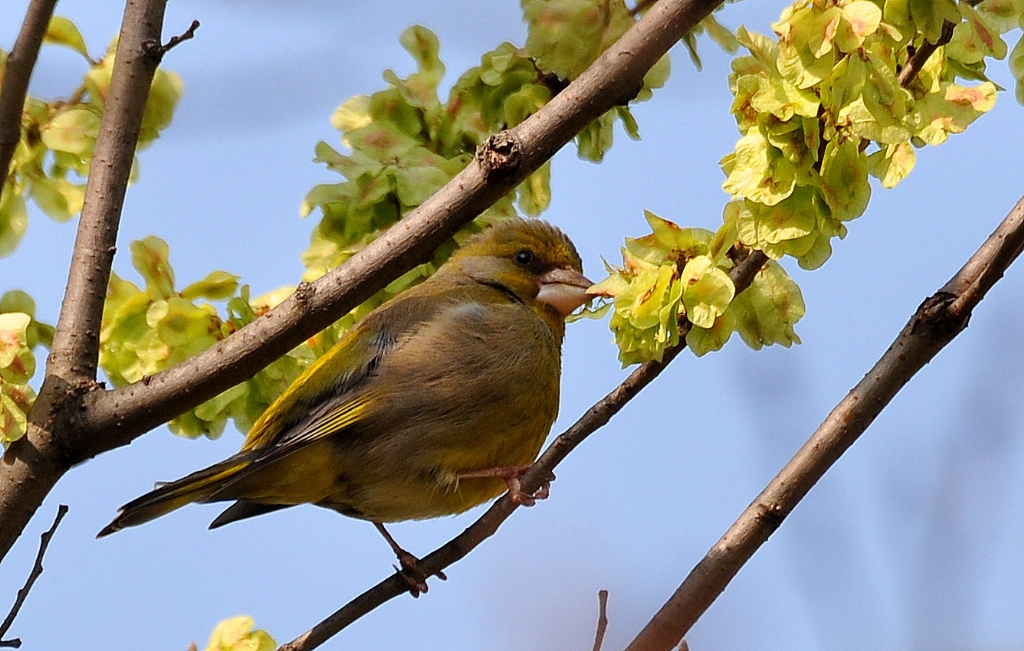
[239,287,464,454]
[239,325,389,452]
[262,390,378,452]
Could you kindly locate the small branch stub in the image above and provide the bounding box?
[910,291,964,336]
[592,590,610,651]
[145,19,200,61]
[294,281,316,306]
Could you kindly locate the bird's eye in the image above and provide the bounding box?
[514,249,535,266]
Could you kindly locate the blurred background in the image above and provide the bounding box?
[1,1,1023,649]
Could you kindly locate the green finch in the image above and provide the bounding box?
[99,218,591,590]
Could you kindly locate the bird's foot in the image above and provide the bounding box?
[392,550,447,598]
[506,470,555,506]
[375,522,446,597]
[459,465,556,507]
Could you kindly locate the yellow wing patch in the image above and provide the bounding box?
[241,326,380,452]
[277,393,376,450]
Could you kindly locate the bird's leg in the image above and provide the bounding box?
[373,522,446,597]
[457,465,556,507]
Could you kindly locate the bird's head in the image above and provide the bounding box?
[449,219,593,319]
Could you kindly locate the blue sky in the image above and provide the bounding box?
[2,1,1024,649]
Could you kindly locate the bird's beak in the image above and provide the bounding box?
[536,268,594,317]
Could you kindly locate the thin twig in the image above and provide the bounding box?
[592,590,610,651]
[894,0,983,88]
[622,195,1024,651]
[0,0,59,201]
[0,505,68,648]
[897,21,957,87]
[277,252,769,651]
[150,20,199,59]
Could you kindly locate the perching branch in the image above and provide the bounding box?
[0,505,68,649]
[0,0,58,200]
[622,193,1024,651]
[276,251,770,651]
[0,0,171,562]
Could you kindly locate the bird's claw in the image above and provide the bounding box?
[507,476,535,507]
[534,473,553,500]
[507,471,555,507]
[393,550,446,598]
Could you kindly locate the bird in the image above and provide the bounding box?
[98,218,592,594]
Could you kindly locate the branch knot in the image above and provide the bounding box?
[294,281,315,306]
[754,501,787,533]
[911,291,968,337]
[476,131,522,180]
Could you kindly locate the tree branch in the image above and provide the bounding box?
[0,505,68,648]
[46,0,169,383]
[622,193,1024,651]
[0,0,58,201]
[276,251,769,651]
[0,0,170,563]
[79,0,727,462]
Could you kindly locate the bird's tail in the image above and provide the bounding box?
[96,456,250,538]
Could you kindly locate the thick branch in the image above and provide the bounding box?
[46,0,168,382]
[0,0,58,200]
[0,0,169,563]
[623,194,1024,651]
[81,0,727,458]
[277,251,769,651]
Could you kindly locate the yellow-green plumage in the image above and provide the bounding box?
[98,219,589,537]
